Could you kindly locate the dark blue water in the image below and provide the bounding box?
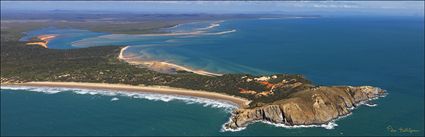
[2,16,424,136]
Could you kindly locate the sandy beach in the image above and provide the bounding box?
[4,81,250,108]
[118,46,222,76]
[25,34,57,48]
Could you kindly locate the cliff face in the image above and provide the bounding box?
[225,86,386,129]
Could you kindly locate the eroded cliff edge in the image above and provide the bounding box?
[224,85,386,130]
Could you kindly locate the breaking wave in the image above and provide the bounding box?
[221,113,352,132]
[1,86,238,112]
[111,97,119,101]
[197,21,222,30]
[364,103,378,107]
[206,29,237,35]
[260,113,353,130]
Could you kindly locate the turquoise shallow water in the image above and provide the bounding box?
[2,16,424,136]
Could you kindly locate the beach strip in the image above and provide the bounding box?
[5,82,250,108]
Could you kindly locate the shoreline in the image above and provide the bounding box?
[118,46,223,76]
[116,20,234,77]
[25,34,57,48]
[1,81,250,108]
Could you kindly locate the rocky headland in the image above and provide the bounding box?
[224,85,386,130]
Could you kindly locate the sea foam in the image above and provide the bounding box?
[111,97,119,101]
[0,86,238,112]
[206,29,237,35]
[197,22,221,30]
[221,113,352,132]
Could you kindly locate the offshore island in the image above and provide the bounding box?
[1,13,386,131]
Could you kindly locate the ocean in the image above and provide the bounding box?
[1,16,424,136]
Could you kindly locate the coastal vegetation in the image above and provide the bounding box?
[1,31,315,106]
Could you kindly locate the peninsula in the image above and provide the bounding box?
[1,14,386,130]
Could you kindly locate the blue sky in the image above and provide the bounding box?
[1,1,424,17]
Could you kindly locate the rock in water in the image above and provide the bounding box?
[225,86,386,129]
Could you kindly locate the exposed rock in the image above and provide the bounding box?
[225,86,386,129]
